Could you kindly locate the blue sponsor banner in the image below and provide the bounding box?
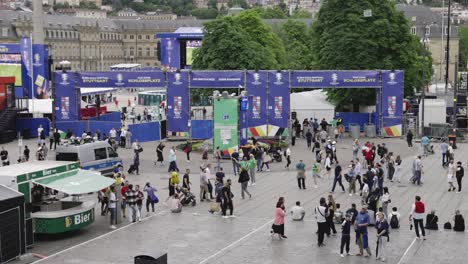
[290,71,380,88]
[246,71,267,128]
[190,71,245,88]
[54,71,78,121]
[382,70,403,118]
[0,44,21,54]
[32,44,49,99]
[268,71,289,128]
[76,71,165,88]
[20,37,32,98]
[239,96,249,145]
[167,71,189,133]
[160,38,180,69]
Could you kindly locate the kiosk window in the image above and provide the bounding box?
[108,147,118,158]
[94,148,107,160]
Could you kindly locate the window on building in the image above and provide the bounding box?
[124,49,127,57]
[130,35,134,40]
[445,26,449,36]
[425,26,430,36]
[146,35,150,40]
[444,47,448,62]
[154,47,157,57]
[138,35,142,40]
[146,47,150,56]
[411,26,416,35]
[130,47,134,56]
[1,27,8,37]
[138,47,142,57]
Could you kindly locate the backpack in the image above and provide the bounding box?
[444,222,452,230]
[390,214,400,228]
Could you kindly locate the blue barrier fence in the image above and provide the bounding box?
[88,112,121,122]
[128,122,161,142]
[16,118,50,138]
[334,112,376,131]
[55,121,121,138]
[191,120,213,139]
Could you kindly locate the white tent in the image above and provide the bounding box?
[290,90,335,122]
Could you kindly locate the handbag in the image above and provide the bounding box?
[149,193,159,203]
[209,202,221,213]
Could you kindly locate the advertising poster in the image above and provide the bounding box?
[76,71,165,88]
[268,71,289,133]
[213,98,238,156]
[54,72,77,122]
[20,37,32,98]
[190,71,244,88]
[245,71,267,130]
[381,70,404,137]
[167,71,189,135]
[32,44,49,99]
[290,71,380,88]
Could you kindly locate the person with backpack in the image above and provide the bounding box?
[409,196,426,240]
[238,167,251,199]
[296,160,306,189]
[390,207,401,229]
[375,212,390,262]
[143,182,158,216]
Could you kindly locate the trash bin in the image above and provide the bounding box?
[365,124,376,138]
[135,255,156,264]
[349,123,360,139]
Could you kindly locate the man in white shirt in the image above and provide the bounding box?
[109,128,117,140]
[290,201,306,221]
[108,186,117,229]
[315,197,328,246]
[120,128,127,147]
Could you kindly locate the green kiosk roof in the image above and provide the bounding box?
[32,170,115,195]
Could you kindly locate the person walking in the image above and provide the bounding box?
[238,167,252,199]
[272,199,287,239]
[406,130,413,147]
[184,140,192,163]
[215,146,222,171]
[248,154,256,185]
[312,159,321,188]
[135,185,144,219]
[261,150,271,172]
[143,182,158,216]
[296,159,306,189]
[394,155,402,183]
[108,186,118,229]
[324,154,332,179]
[165,171,180,204]
[347,164,357,196]
[306,129,313,149]
[255,146,263,172]
[168,146,179,172]
[456,161,464,193]
[340,213,352,258]
[447,159,456,192]
[331,161,345,192]
[126,129,132,149]
[441,140,449,167]
[412,155,423,185]
[231,150,240,176]
[53,129,60,149]
[315,197,328,247]
[199,167,210,202]
[352,139,360,161]
[183,169,192,190]
[284,147,291,169]
[156,142,164,167]
[49,129,54,150]
[221,179,234,218]
[132,151,140,175]
[375,212,390,262]
[125,184,140,223]
[355,206,372,257]
[381,187,391,218]
[409,196,426,240]
[23,146,30,162]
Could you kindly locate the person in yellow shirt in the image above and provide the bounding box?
[165,171,180,204]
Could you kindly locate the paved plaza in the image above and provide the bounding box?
[3,136,468,264]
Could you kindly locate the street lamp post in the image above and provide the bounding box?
[421,34,429,136]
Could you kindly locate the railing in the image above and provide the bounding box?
[15,97,29,110]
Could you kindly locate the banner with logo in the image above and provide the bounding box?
[0,44,21,54]
[76,71,165,88]
[239,96,249,145]
[190,71,245,88]
[20,37,32,98]
[268,71,289,132]
[245,71,267,129]
[167,71,189,135]
[213,98,238,157]
[381,70,404,137]
[54,71,79,122]
[32,44,49,99]
[160,38,180,70]
[290,71,380,88]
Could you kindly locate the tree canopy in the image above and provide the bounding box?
[459,26,468,72]
[311,0,432,109]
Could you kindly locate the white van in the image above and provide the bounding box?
[55,141,123,176]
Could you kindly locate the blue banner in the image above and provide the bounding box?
[381,70,404,137]
[32,44,49,99]
[167,71,189,133]
[160,38,180,70]
[268,71,289,128]
[290,71,380,88]
[239,96,249,145]
[246,71,267,128]
[0,44,21,54]
[190,71,245,88]
[54,72,78,122]
[20,37,32,98]
[76,71,166,88]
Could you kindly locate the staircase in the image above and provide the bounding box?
[0,108,20,143]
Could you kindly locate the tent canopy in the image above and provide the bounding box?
[290,90,335,121]
[80,87,117,96]
[32,170,114,195]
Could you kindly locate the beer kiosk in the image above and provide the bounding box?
[0,161,114,236]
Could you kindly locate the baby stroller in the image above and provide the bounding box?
[180,188,197,206]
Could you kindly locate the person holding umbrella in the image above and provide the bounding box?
[375,212,390,262]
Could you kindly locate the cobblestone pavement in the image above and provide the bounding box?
[2,136,467,264]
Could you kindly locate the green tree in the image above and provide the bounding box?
[252,6,287,18]
[290,9,313,19]
[191,8,218,19]
[459,26,468,71]
[277,20,313,69]
[192,11,285,70]
[311,0,432,109]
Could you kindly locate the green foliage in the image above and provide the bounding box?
[276,19,313,69]
[191,8,219,19]
[192,10,285,70]
[227,0,248,9]
[251,6,287,18]
[290,9,313,19]
[311,0,433,108]
[79,2,98,9]
[459,26,468,71]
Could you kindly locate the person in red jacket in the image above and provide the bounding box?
[409,196,426,240]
